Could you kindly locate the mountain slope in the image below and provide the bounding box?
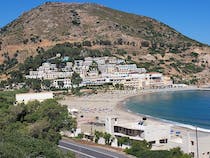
[0,2,209,84]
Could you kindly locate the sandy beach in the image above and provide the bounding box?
[58,86,210,156]
[58,86,210,133]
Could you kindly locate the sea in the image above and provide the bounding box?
[125,90,210,130]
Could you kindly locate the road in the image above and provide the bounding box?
[59,140,132,158]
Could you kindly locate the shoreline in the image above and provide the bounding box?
[59,86,210,135]
[118,87,210,133]
[121,102,210,133]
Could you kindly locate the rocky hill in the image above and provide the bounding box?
[0,2,209,84]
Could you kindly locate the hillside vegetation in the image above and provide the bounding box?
[0,90,76,158]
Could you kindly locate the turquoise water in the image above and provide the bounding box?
[125,90,210,129]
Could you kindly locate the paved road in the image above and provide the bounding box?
[59,140,131,158]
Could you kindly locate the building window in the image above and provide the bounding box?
[114,126,119,133]
[159,139,168,144]
[191,141,194,146]
[149,141,156,145]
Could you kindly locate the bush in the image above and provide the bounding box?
[141,41,150,47]
[190,52,199,58]
[127,55,132,61]
[132,52,137,56]
[82,41,92,47]
[115,38,123,45]
[116,49,127,56]
[183,63,203,73]
[125,140,191,158]
[99,40,112,45]
[72,19,80,26]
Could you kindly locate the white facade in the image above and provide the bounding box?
[26,62,73,80]
[82,72,173,89]
[62,62,73,72]
[74,60,84,67]
[105,117,171,146]
[52,79,72,89]
[16,92,54,104]
[98,64,116,74]
[105,117,210,158]
[166,127,210,158]
[25,56,173,90]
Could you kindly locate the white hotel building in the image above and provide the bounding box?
[25,57,173,90]
[26,62,73,80]
[105,117,210,158]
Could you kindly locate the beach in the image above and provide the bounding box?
[59,90,142,124]
[58,86,210,133]
[59,86,210,155]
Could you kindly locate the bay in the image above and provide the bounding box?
[125,90,210,129]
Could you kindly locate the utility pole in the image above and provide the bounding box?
[196,126,199,158]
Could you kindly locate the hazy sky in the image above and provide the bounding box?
[0,0,209,45]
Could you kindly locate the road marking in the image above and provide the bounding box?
[60,140,120,158]
[58,145,96,158]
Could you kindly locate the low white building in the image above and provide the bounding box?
[15,92,54,104]
[105,117,171,146]
[105,117,210,158]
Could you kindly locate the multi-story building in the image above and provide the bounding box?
[25,57,173,90]
[98,64,116,74]
[52,78,72,89]
[62,62,73,72]
[116,64,146,74]
[74,60,84,67]
[26,62,73,80]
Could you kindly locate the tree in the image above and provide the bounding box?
[94,131,114,145]
[103,132,114,145]
[0,131,74,158]
[0,80,7,89]
[117,137,130,147]
[88,60,99,72]
[82,41,92,47]
[42,80,51,89]
[94,131,103,143]
[141,41,150,47]
[115,83,124,90]
[71,72,82,87]
[0,91,76,157]
[25,79,41,91]
[127,55,132,61]
[9,70,24,83]
[71,72,82,95]
[125,140,191,158]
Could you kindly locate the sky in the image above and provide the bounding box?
[0,0,209,45]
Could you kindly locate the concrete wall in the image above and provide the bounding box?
[16,92,53,104]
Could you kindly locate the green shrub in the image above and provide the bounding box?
[126,140,191,158]
[190,52,199,58]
